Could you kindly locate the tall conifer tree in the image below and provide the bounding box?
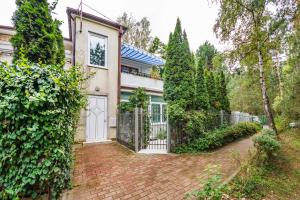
[205,71,218,110]
[11,0,65,65]
[195,60,210,110]
[219,71,230,112]
[164,18,194,110]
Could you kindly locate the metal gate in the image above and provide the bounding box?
[138,109,169,153]
[117,108,169,153]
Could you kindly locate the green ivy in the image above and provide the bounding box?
[0,60,86,199]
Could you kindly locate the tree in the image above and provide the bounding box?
[205,70,218,110]
[163,18,194,110]
[195,60,210,110]
[117,12,152,50]
[213,0,296,132]
[11,0,65,65]
[148,36,166,58]
[218,71,230,112]
[196,41,218,70]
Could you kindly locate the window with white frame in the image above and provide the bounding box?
[89,33,107,67]
[151,103,167,123]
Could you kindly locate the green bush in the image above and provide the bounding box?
[253,129,281,161]
[186,111,206,140]
[176,122,262,153]
[0,61,86,199]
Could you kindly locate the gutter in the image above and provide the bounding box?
[117,27,123,105]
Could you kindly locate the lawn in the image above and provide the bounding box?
[226,128,300,199]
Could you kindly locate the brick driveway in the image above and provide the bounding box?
[63,138,254,200]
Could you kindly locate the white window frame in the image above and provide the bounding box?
[150,102,167,124]
[88,32,108,69]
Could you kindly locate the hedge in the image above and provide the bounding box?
[176,122,262,153]
[0,61,86,199]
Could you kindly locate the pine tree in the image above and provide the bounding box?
[11,0,65,65]
[163,18,194,110]
[219,71,230,112]
[195,60,210,110]
[205,70,218,110]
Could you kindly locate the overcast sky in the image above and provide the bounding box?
[0,0,223,52]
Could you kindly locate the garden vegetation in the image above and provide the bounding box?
[0,60,86,199]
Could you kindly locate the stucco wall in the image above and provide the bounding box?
[73,17,119,142]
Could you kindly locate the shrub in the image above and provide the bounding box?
[186,111,206,140]
[176,122,262,153]
[0,61,86,199]
[168,102,186,124]
[253,129,281,161]
[186,166,224,200]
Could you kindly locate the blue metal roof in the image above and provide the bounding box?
[121,43,165,66]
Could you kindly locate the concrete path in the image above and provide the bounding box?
[63,137,254,200]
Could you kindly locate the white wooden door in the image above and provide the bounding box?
[86,96,107,142]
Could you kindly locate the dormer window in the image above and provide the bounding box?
[88,32,107,68]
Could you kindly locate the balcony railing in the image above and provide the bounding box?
[121,70,162,80]
[121,72,163,92]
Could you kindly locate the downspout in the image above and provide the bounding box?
[71,16,76,66]
[117,27,123,105]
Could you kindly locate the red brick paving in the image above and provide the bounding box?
[63,138,254,200]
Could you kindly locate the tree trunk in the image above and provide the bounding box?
[275,50,284,97]
[257,46,277,132]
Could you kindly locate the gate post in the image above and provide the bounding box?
[220,110,224,125]
[167,110,171,153]
[140,108,143,149]
[135,107,139,152]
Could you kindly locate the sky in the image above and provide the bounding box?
[0,0,224,52]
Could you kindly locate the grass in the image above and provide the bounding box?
[225,128,300,199]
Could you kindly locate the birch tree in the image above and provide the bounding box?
[213,0,296,132]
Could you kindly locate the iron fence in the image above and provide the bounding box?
[117,108,261,153]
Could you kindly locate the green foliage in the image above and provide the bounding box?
[253,129,281,161]
[163,18,194,110]
[195,60,210,110]
[186,166,224,200]
[157,130,167,140]
[149,66,161,79]
[227,73,264,114]
[118,88,150,148]
[205,71,219,110]
[195,41,218,70]
[167,102,186,124]
[186,111,207,140]
[176,122,262,153]
[148,36,166,58]
[218,72,230,112]
[116,12,151,50]
[11,0,65,66]
[0,60,86,199]
[225,165,268,199]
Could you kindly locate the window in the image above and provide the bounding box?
[151,104,161,123]
[151,103,166,124]
[162,104,167,122]
[89,33,107,67]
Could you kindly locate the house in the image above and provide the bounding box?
[0,7,166,145]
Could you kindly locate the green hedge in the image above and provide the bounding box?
[176,122,262,153]
[0,61,86,199]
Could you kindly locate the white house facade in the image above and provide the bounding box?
[0,7,166,143]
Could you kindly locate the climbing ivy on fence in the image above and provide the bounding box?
[0,60,86,199]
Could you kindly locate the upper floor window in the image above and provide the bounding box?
[89,33,107,68]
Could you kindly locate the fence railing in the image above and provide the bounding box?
[117,108,261,153]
